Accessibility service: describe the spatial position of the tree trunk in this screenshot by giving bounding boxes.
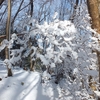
[6,0,11,59]
[30,60,35,71]
[87,0,100,33]
[29,39,34,71]
[87,1,100,99]
[7,68,13,76]
[29,0,34,71]
[98,0,100,17]
[6,0,13,76]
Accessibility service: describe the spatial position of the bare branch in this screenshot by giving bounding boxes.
[0,6,7,21]
[30,0,33,17]
[19,3,30,11]
[0,0,5,6]
[11,0,24,25]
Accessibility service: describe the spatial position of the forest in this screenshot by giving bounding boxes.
[0,0,100,100]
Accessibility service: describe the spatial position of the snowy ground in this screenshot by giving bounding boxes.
[0,65,73,100]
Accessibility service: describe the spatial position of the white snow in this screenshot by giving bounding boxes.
[0,66,72,100]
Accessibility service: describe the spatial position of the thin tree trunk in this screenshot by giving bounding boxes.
[6,0,12,76]
[29,39,34,71]
[30,0,34,71]
[6,0,11,59]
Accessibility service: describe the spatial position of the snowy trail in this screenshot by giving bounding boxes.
[0,68,52,100]
[17,72,41,100]
[0,68,70,100]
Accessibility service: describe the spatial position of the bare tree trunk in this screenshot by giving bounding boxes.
[6,0,11,59]
[29,39,34,71]
[87,0,100,83]
[87,0,100,33]
[6,0,12,76]
[96,51,100,100]
[87,1,100,99]
[30,0,34,71]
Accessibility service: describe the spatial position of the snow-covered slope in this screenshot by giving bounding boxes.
[0,67,40,100]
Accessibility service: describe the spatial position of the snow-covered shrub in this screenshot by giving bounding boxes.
[58,2,99,100]
[26,17,98,99]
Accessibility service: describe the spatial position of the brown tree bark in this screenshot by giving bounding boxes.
[6,0,12,76]
[6,0,11,59]
[98,0,100,15]
[87,0,100,33]
[87,1,100,99]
